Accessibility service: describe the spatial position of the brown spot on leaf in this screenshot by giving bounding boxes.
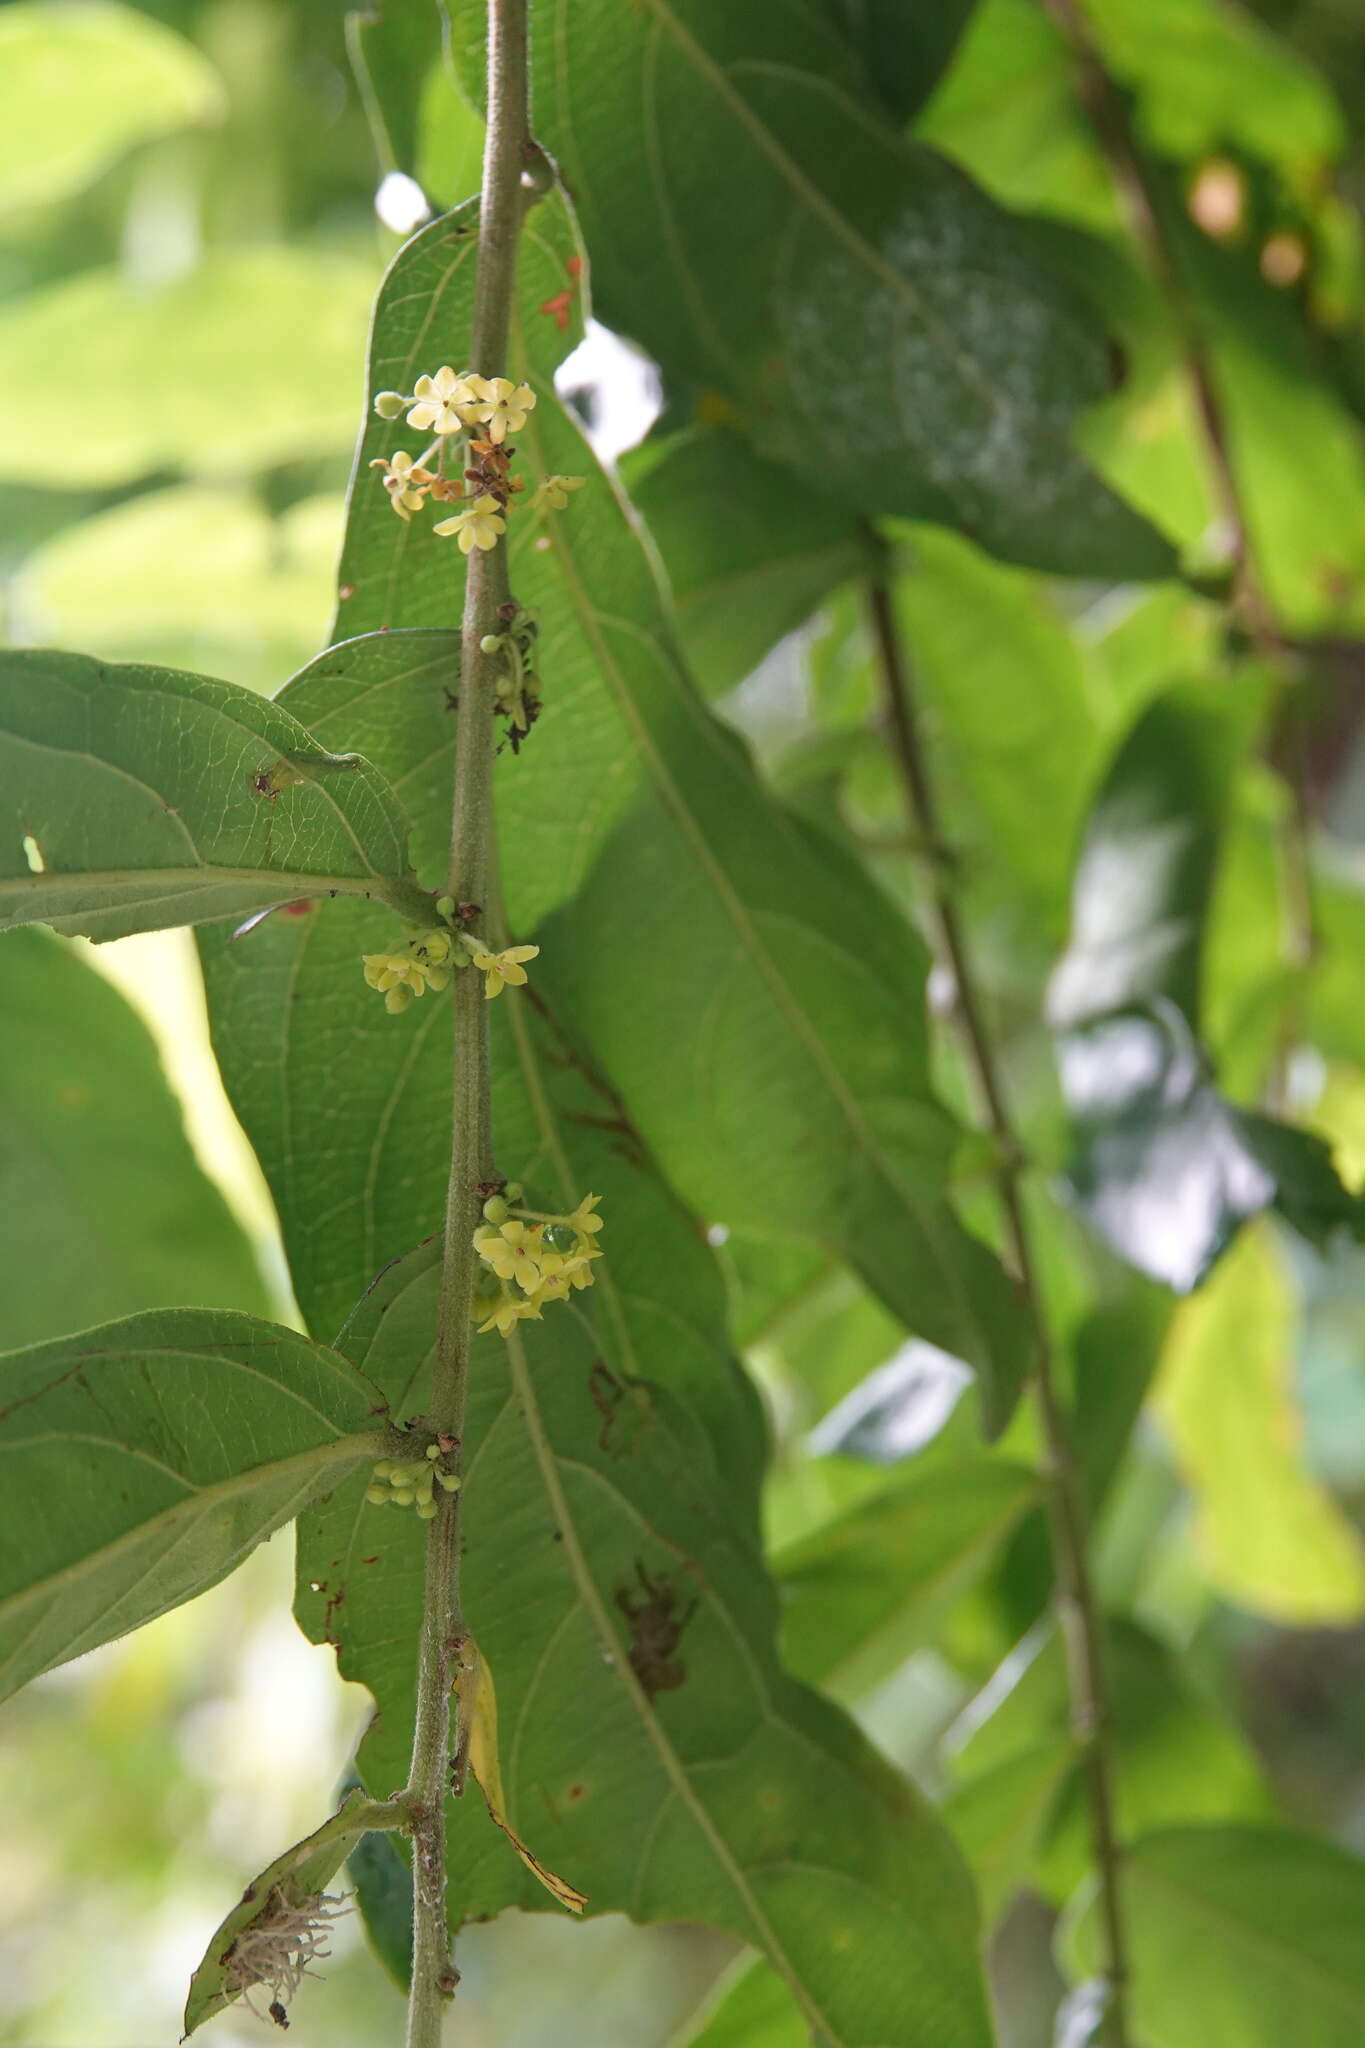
[615,1562,696,1701]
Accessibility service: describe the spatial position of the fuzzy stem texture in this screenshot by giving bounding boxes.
[403,6,532,2044]
[865,560,1134,2048]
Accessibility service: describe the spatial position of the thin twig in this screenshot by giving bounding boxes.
[402,6,532,2043]
[864,560,1133,2047]
[1037,0,1316,1104]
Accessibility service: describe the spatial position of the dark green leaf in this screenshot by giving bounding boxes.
[0,649,423,941]
[0,1309,388,1701]
[347,1825,414,1994]
[0,928,267,1349]
[836,0,980,122]
[1063,1824,1365,2048]
[298,1244,996,2048]
[448,0,1174,578]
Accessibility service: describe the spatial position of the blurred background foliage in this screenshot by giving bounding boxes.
[1,1,1364,2043]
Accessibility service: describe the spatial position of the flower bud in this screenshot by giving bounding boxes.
[482,1194,510,1225]
[416,1499,439,1520]
[373,390,406,419]
[503,1181,524,1205]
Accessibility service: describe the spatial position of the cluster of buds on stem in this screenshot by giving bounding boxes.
[369,367,582,556]
[472,1184,604,1335]
[366,1442,462,1519]
[481,602,542,750]
[362,897,539,1014]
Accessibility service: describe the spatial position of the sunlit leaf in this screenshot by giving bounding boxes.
[0,251,375,487]
[0,648,423,941]
[0,927,266,1349]
[16,487,343,690]
[775,1456,1040,1695]
[1063,1824,1365,2048]
[0,1309,388,1701]
[0,2,223,215]
[1155,1222,1365,1623]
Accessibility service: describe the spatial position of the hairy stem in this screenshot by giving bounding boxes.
[403,6,532,2043]
[865,561,1133,2046]
[1037,0,1314,1104]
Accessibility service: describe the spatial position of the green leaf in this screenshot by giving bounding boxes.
[346,1824,415,1994]
[298,1245,996,2048]
[1063,1824,1365,2048]
[184,1789,399,2033]
[835,0,980,122]
[447,0,1174,578]
[1049,682,1360,1287]
[0,1309,388,1702]
[312,194,1031,1433]
[1155,1222,1365,1624]
[0,648,422,941]
[685,1961,809,2047]
[0,928,266,1350]
[621,427,870,697]
[951,1620,1272,1902]
[0,2,223,215]
[1084,0,1345,175]
[17,486,343,690]
[942,1741,1074,1925]
[510,394,1028,1433]
[774,1456,1040,1695]
[347,0,443,178]
[0,250,375,488]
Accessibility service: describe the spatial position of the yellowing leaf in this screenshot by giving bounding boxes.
[1156,1223,1365,1623]
[455,1644,587,1915]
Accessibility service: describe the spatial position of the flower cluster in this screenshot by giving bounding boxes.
[362,910,539,1014]
[481,602,542,747]
[361,926,457,1014]
[472,1188,604,1336]
[365,1444,461,1519]
[369,366,583,554]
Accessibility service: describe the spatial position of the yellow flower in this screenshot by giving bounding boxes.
[531,474,584,512]
[406,365,478,435]
[568,1194,604,1240]
[363,951,426,998]
[473,1220,543,1288]
[433,494,506,554]
[463,375,536,445]
[469,942,539,999]
[369,450,433,520]
[478,1289,540,1337]
[523,1272,572,1311]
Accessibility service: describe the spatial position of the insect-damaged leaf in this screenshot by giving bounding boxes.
[447,0,1175,579]
[0,649,423,941]
[0,1309,388,1700]
[1049,683,1362,1287]
[183,1789,400,2035]
[295,1245,996,2048]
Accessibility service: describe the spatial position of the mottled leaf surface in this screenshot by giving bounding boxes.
[448,0,1174,578]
